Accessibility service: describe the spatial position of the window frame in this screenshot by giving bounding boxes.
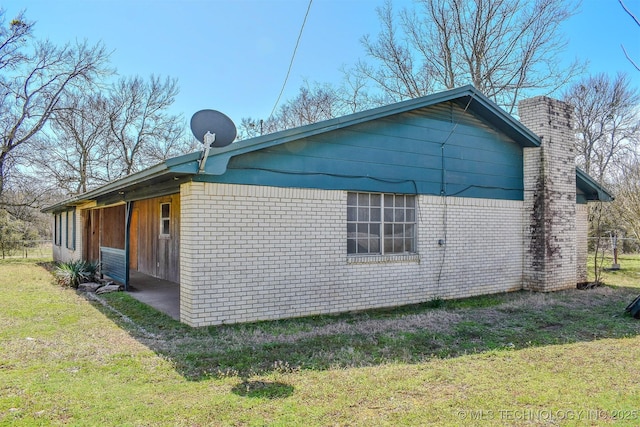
[347,192,416,256]
[65,208,76,250]
[54,213,62,247]
[160,202,171,237]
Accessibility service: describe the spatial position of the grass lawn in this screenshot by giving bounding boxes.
[2,255,640,426]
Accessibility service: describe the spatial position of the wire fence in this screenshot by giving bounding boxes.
[0,240,53,260]
[588,237,640,257]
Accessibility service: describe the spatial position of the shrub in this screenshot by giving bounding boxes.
[55,260,99,288]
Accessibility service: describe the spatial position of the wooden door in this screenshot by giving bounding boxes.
[83,211,91,261]
[83,210,101,263]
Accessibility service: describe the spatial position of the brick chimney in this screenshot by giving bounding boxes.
[519,96,577,291]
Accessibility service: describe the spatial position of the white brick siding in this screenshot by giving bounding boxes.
[576,203,589,283]
[520,96,578,291]
[180,182,524,326]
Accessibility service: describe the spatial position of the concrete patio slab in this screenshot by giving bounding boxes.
[126,270,180,320]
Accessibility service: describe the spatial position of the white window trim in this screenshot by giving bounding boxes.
[160,202,171,238]
[54,213,62,247]
[347,192,417,256]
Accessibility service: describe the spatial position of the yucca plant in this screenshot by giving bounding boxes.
[54,260,99,288]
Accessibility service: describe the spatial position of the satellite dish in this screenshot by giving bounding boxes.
[190,109,237,147]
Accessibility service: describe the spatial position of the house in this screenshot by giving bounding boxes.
[43,86,612,327]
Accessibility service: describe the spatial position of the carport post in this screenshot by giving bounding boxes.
[124,201,133,291]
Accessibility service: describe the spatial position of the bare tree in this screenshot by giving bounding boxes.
[336,66,381,114]
[0,10,33,72]
[40,75,193,190]
[563,73,640,182]
[0,171,49,217]
[106,75,184,177]
[34,93,111,194]
[0,9,111,202]
[277,85,338,129]
[348,0,582,113]
[238,84,340,138]
[237,117,264,140]
[355,2,433,102]
[142,133,200,166]
[609,155,640,242]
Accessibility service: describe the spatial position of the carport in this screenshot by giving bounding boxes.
[127,270,180,320]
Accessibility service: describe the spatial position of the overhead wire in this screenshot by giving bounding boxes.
[268,0,313,120]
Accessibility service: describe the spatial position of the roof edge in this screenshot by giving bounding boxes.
[41,161,174,213]
[576,168,614,202]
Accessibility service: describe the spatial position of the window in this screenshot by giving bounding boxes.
[65,209,76,250]
[54,213,62,246]
[347,192,416,255]
[160,203,170,236]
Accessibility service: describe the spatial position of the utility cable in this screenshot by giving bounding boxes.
[268,0,313,120]
[435,95,475,296]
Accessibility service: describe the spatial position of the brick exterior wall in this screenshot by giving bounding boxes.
[180,182,524,327]
[576,203,589,283]
[519,96,578,291]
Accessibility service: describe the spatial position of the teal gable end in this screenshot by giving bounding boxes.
[42,85,611,215]
[196,101,526,201]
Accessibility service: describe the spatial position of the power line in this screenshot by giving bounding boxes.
[268,0,313,120]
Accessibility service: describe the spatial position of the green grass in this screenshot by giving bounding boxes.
[589,253,640,288]
[2,255,640,426]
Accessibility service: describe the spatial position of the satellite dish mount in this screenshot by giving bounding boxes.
[203,131,216,146]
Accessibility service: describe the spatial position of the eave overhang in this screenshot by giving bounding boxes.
[41,158,197,213]
[576,168,614,202]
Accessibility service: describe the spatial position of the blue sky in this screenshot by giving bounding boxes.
[4,0,640,129]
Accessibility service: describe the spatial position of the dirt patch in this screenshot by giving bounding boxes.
[155,310,464,351]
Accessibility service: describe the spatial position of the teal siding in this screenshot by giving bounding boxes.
[200,102,524,200]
